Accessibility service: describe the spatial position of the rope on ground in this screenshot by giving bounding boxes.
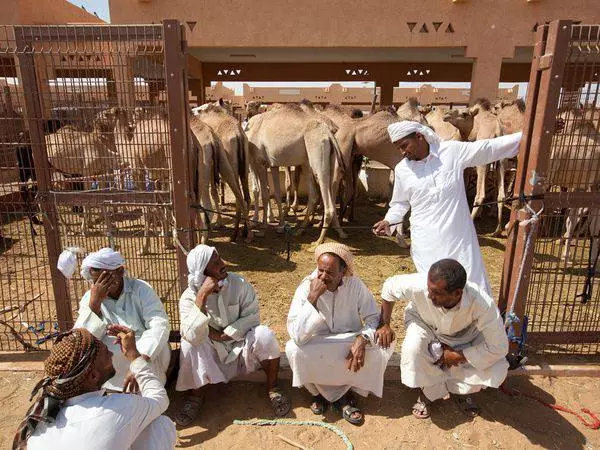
[232,418,354,450]
[500,385,600,430]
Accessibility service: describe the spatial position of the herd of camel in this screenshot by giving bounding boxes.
[5,92,599,262]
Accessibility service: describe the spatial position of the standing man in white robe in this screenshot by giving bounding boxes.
[73,248,171,392]
[14,326,176,450]
[373,122,522,293]
[377,259,508,419]
[286,243,394,425]
[174,244,290,426]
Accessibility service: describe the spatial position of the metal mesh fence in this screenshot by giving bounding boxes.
[0,24,182,350]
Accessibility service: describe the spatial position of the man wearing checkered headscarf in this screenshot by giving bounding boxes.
[14,328,176,450]
[285,243,394,425]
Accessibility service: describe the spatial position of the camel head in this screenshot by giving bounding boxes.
[245,100,264,119]
[443,107,475,140]
[93,107,119,133]
[112,107,136,140]
[397,97,428,125]
[418,104,433,116]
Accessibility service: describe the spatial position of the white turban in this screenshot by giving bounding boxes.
[187,244,217,291]
[387,121,441,149]
[80,247,126,281]
[57,247,84,279]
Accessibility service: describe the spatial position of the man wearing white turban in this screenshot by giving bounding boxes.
[286,243,394,425]
[174,244,290,426]
[373,121,522,294]
[74,247,171,392]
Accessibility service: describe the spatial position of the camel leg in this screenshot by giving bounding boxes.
[250,170,260,224]
[296,166,318,235]
[284,166,292,215]
[493,159,507,237]
[209,179,224,228]
[270,166,287,233]
[139,206,152,255]
[590,210,600,271]
[162,207,174,250]
[304,133,345,245]
[291,166,302,213]
[561,207,581,264]
[217,148,248,242]
[471,165,487,220]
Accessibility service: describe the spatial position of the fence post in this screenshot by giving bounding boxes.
[14,27,73,330]
[502,20,572,350]
[163,20,193,293]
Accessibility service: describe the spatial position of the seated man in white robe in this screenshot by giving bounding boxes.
[14,326,176,450]
[174,244,290,426]
[286,243,394,425]
[73,248,171,392]
[378,258,509,419]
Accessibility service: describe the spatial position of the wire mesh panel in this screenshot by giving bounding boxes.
[503,22,600,356]
[0,23,187,350]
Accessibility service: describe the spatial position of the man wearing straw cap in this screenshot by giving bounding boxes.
[286,243,394,425]
[373,121,522,294]
[13,326,175,450]
[69,247,171,393]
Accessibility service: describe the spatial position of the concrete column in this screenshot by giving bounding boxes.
[469,55,503,104]
[378,81,395,106]
[110,55,135,108]
[188,78,205,106]
[33,55,54,118]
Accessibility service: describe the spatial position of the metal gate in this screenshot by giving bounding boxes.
[500,20,600,355]
[0,21,192,350]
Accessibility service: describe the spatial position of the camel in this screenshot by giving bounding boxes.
[424,106,461,141]
[188,115,251,243]
[192,103,250,230]
[443,98,507,236]
[396,98,429,125]
[495,99,526,135]
[45,108,123,234]
[319,106,413,246]
[245,103,346,245]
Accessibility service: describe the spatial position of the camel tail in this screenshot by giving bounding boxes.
[238,134,251,206]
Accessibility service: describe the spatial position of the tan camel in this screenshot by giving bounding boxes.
[424,106,461,141]
[495,99,525,135]
[245,103,346,245]
[45,108,123,234]
[396,98,429,125]
[443,98,506,236]
[192,103,250,229]
[319,106,412,246]
[189,116,251,243]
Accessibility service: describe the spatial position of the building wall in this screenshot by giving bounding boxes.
[0,0,104,25]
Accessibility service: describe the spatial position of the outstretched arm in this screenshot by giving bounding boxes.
[456,132,522,169]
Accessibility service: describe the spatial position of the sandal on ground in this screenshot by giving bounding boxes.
[454,395,480,418]
[412,395,431,419]
[310,394,328,415]
[173,395,204,427]
[333,394,364,425]
[269,387,291,417]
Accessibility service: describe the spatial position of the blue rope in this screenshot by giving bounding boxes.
[233,418,353,450]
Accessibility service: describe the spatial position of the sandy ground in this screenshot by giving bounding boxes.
[0,369,599,450]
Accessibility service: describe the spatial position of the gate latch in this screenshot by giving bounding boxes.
[538,53,553,70]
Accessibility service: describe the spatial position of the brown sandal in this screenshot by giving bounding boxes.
[412,395,431,419]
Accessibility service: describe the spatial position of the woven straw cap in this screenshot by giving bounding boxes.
[314,242,355,275]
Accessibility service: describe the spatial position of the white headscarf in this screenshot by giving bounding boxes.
[80,247,126,281]
[57,247,84,279]
[187,244,217,291]
[387,121,441,149]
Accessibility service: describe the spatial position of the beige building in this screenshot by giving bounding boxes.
[110,0,599,105]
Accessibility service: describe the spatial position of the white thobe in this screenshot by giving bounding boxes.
[286,273,394,402]
[27,357,176,450]
[74,277,171,391]
[382,272,509,401]
[176,272,280,391]
[384,132,522,294]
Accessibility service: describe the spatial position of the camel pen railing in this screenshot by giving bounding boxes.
[500,20,600,357]
[0,22,192,350]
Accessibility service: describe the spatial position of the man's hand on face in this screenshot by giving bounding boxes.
[208,326,232,342]
[440,343,466,369]
[372,220,391,237]
[196,276,221,310]
[375,323,395,349]
[89,270,115,313]
[345,335,367,373]
[107,324,140,362]
[307,277,328,305]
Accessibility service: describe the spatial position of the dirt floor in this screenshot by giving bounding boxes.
[1,199,600,449]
